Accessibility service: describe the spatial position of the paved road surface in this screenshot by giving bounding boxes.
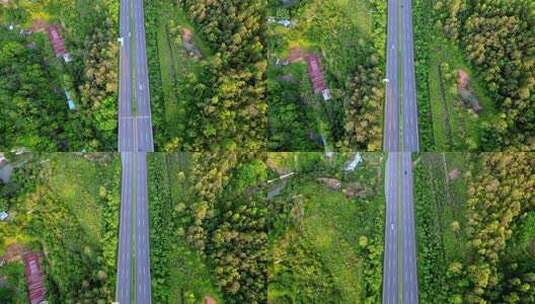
[116,0,153,302]
[383,0,400,152]
[383,152,419,304]
[402,0,419,152]
[383,0,420,303]
[118,0,133,152]
[402,152,418,304]
[118,0,154,152]
[383,153,399,304]
[133,0,154,152]
[135,153,151,303]
[116,153,133,303]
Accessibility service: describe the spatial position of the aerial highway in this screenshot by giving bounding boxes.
[401,152,419,304]
[116,0,154,303]
[383,0,420,303]
[116,153,132,303]
[133,0,154,151]
[383,0,400,152]
[383,152,399,304]
[402,0,420,152]
[135,152,151,303]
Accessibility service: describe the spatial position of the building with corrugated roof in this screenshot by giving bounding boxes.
[23,252,47,304]
[47,25,71,62]
[305,54,331,101]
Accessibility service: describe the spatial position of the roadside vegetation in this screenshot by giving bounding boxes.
[149,152,269,303]
[267,0,386,151]
[145,0,267,152]
[415,152,535,303]
[267,152,384,303]
[414,0,534,151]
[0,0,119,151]
[0,153,120,303]
[148,152,386,304]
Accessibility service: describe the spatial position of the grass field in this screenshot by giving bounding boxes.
[45,154,116,242]
[268,153,384,303]
[0,262,27,303]
[427,39,496,151]
[152,1,213,145]
[414,153,470,302]
[148,153,223,303]
[0,153,120,302]
[414,0,497,151]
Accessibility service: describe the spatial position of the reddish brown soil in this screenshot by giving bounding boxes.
[1,244,25,263]
[182,28,193,44]
[287,47,306,63]
[458,69,469,91]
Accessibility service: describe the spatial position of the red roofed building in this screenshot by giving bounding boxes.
[23,252,47,304]
[305,54,331,101]
[47,25,71,62]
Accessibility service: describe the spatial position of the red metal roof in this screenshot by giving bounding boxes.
[305,54,327,94]
[47,25,66,57]
[23,252,47,304]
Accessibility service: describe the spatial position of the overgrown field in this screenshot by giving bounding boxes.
[145,0,267,152]
[0,153,120,303]
[0,0,119,151]
[414,0,534,151]
[415,153,535,303]
[267,0,386,151]
[267,153,385,303]
[148,152,269,303]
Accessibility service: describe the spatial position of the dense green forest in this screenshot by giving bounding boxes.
[0,0,118,151]
[145,0,267,152]
[149,152,269,303]
[0,153,120,303]
[415,152,535,303]
[267,0,385,151]
[267,153,385,303]
[415,0,534,151]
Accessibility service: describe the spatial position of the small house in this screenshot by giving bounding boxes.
[305,54,331,101]
[23,252,47,304]
[64,89,76,110]
[0,211,8,221]
[47,25,71,63]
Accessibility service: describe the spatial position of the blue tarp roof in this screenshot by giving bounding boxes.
[64,89,76,110]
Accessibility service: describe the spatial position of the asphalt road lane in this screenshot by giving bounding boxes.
[383,0,400,152]
[117,0,153,302]
[118,0,133,152]
[382,0,420,299]
[383,152,419,304]
[118,0,154,153]
[135,153,151,304]
[133,0,154,152]
[402,152,418,304]
[402,0,419,152]
[116,153,132,304]
[137,117,153,152]
[383,153,399,304]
